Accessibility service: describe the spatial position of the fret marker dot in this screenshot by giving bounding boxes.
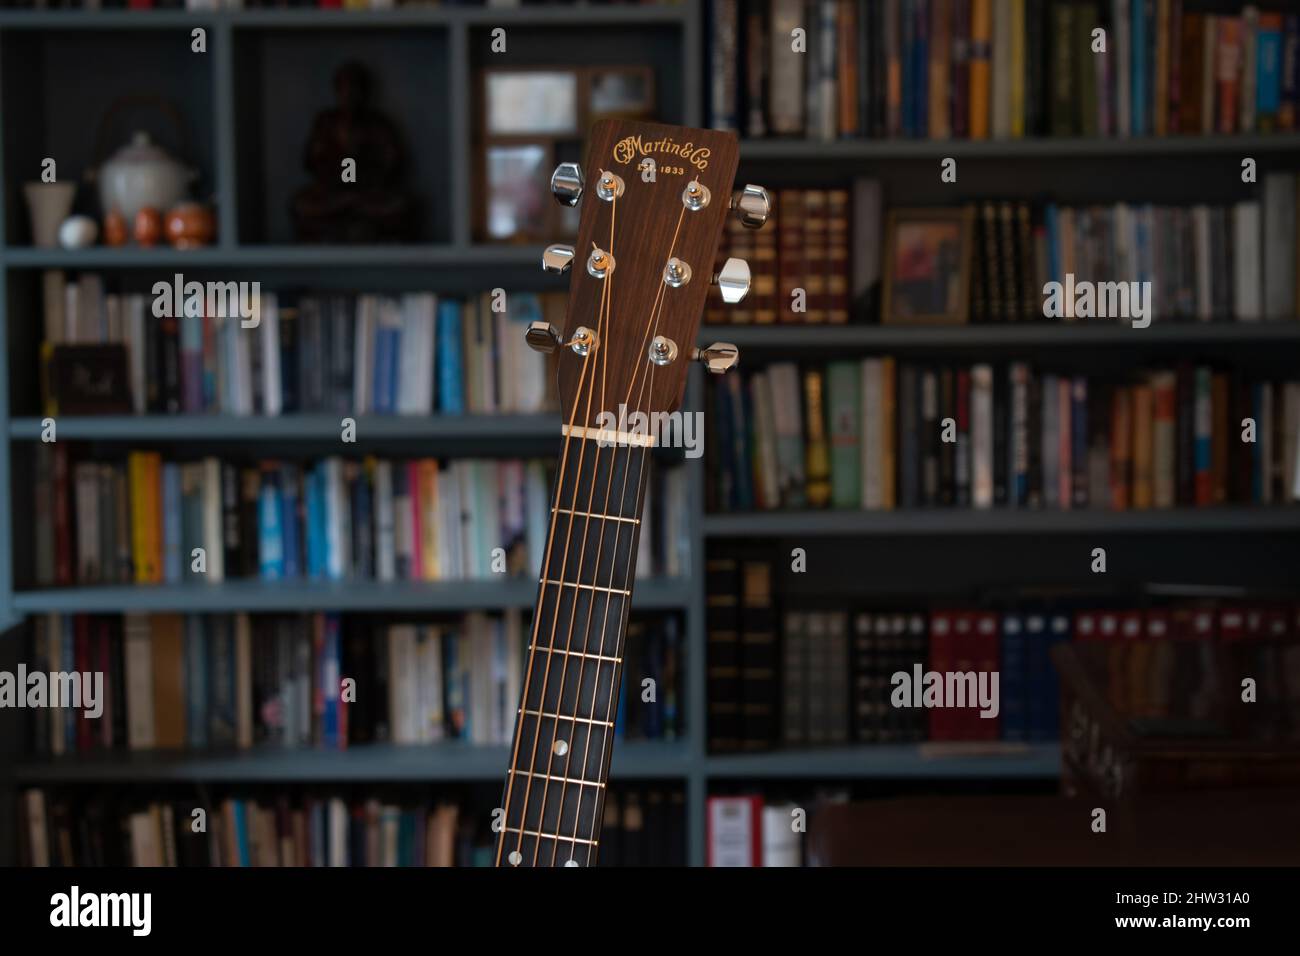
[508,851,522,867]
[553,739,569,756]
[564,859,579,867]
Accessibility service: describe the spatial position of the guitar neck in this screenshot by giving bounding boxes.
[496,436,653,867]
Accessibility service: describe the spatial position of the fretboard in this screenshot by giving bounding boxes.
[496,437,652,867]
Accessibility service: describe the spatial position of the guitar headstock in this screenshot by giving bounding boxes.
[526,119,769,438]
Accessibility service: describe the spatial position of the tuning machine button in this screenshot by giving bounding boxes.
[551,162,584,207]
[542,243,576,274]
[525,321,562,354]
[587,246,615,279]
[682,178,711,211]
[730,184,771,229]
[710,257,751,304]
[693,342,740,375]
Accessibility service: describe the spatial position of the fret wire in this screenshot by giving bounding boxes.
[508,768,604,789]
[518,708,615,728]
[502,825,598,847]
[539,578,631,597]
[552,506,640,525]
[530,645,622,664]
[529,195,620,868]
[496,328,598,868]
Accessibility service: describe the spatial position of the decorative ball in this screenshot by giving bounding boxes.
[164,202,216,249]
[56,214,99,250]
[103,209,129,247]
[134,206,163,247]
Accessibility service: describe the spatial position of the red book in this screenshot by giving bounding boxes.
[319,0,344,8]
[128,0,154,9]
[1074,611,1100,642]
[1219,607,1246,642]
[1215,17,1242,134]
[1097,611,1120,642]
[1145,610,1171,641]
[1192,608,1216,642]
[706,795,764,867]
[1263,607,1290,640]
[1119,611,1143,642]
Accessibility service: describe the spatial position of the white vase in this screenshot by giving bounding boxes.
[23,182,77,248]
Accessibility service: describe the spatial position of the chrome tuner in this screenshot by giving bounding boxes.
[730,184,771,229]
[542,243,576,274]
[663,257,692,288]
[692,342,740,375]
[524,321,562,354]
[595,170,625,201]
[682,178,711,211]
[648,335,679,366]
[587,246,615,279]
[710,257,751,304]
[551,162,584,207]
[569,326,598,357]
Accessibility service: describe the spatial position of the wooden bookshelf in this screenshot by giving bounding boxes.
[1,2,1297,869]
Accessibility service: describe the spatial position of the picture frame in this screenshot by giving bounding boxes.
[484,142,553,241]
[484,70,579,137]
[881,207,973,325]
[588,67,655,120]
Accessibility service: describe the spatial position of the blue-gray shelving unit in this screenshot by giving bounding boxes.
[2,4,1300,869]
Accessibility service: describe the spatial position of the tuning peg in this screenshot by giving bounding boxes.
[693,342,740,375]
[551,162,584,207]
[542,243,576,274]
[525,320,563,354]
[730,184,771,229]
[711,257,751,304]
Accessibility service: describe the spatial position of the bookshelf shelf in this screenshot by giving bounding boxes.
[8,413,562,442]
[740,133,1300,163]
[11,576,693,614]
[702,507,1300,538]
[706,743,1061,779]
[12,739,693,784]
[0,5,691,31]
[700,322,1300,350]
[0,244,553,270]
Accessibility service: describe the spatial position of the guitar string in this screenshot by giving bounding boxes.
[547,221,677,865]
[529,195,619,866]
[493,260,606,867]
[572,202,689,864]
[508,260,613,866]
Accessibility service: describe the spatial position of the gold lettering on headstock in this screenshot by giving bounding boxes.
[612,134,710,171]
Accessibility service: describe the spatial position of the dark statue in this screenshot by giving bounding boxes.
[291,61,418,242]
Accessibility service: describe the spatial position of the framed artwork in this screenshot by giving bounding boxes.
[881,207,973,325]
[476,65,658,242]
[485,143,552,240]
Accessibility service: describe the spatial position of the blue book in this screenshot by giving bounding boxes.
[1042,614,1072,739]
[258,470,285,580]
[322,614,340,748]
[1194,368,1211,485]
[436,300,464,413]
[232,799,250,867]
[208,616,235,748]
[185,615,209,749]
[384,323,401,413]
[1043,204,1061,283]
[305,466,325,580]
[1257,16,1284,119]
[1131,0,1147,135]
[280,464,301,579]
[372,321,392,414]
[162,463,182,583]
[1024,613,1050,740]
[1000,613,1028,741]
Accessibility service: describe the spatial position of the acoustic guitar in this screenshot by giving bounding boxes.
[495,119,769,867]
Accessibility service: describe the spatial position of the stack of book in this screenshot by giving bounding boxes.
[707,556,1300,753]
[707,359,1300,513]
[17,784,685,868]
[25,610,686,756]
[33,448,691,586]
[711,1,1300,141]
[704,187,851,326]
[39,276,561,416]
